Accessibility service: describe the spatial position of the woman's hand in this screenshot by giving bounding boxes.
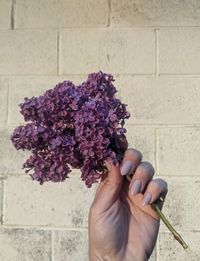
[88,148,168,261]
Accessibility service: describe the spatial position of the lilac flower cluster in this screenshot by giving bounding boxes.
[11,71,131,187]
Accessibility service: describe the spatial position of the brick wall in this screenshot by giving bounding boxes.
[0,1,200,260]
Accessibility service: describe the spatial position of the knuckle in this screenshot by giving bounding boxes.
[139,161,155,175]
[153,178,168,191]
[125,148,143,161]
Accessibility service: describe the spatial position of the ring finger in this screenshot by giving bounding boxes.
[142,178,168,210]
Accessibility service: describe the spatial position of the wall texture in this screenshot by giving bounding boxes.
[0,0,200,260]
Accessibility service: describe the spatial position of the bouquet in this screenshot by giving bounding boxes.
[11,70,189,250]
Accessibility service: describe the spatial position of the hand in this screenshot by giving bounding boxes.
[88,148,168,261]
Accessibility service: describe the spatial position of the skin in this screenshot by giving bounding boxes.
[88,148,168,261]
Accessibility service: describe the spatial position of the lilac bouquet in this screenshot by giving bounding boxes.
[11,71,130,188]
[11,70,189,251]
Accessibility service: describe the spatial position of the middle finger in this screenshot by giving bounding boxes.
[129,161,155,196]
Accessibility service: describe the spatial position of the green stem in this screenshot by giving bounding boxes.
[125,174,189,250]
[151,202,189,250]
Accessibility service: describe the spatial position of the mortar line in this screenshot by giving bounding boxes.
[107,0,111,27]
[125,124,200,127]
[154,29,157,76]
[159,73,200,76]
[2,224,88,230]
[126,124,200,127]
[2,179,6,226]
[155,29,159,76]
[2,73,200,77]
[0,179,4,225]
[6,78,9,126]
[153,175,200,178]
[154,127,158,175]
[7,26,200,30]
[155,128,159,177]
[0,73,154,77]
[51,230,55,261]
[57,31,60,75]
[11,0,16,30]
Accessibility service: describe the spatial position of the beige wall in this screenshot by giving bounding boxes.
[0,1,200,260]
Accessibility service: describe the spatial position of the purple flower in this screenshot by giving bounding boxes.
[11,71,131,187]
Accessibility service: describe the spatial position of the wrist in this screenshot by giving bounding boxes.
[123,252,148,261]
[89,256,148,261]
[89,252,148,261]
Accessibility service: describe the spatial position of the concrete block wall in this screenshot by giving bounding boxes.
[0,1,200,260]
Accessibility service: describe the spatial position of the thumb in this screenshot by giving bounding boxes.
[92,160,123,213]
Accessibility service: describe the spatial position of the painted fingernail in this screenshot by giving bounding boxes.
[120,160,134,176]
[130,180,142,196]
[142,192,152,206]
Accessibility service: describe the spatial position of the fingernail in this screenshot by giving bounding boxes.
[130,180,142,196]
[120,160,134,176]
[142,192,152,206]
